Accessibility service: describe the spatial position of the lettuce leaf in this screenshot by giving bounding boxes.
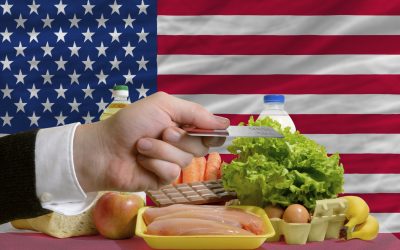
[222,116,344,210]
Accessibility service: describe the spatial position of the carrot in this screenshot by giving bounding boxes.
[196,157,207,181]
[205,152,222,181]
[173,170,182,185]
[218,161,227,179]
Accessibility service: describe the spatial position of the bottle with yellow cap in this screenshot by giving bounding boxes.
[100,85,130,121]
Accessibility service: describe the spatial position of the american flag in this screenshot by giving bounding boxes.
[1,0,400,239]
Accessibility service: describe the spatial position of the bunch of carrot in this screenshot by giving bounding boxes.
[173,152,223,184]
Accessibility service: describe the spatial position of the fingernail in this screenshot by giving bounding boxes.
[165,128,181,142]
[214,115,230,125]
[138,139,152,151]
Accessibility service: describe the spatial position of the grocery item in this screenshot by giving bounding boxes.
[282,204,310,223]
[182,157,206,183]
[257,94,296,133]
[347,215,379,240]
[146,179,237,207]
[342,196,370,232]
[99,85,130,121]
[264,205,284,219]
[205,152,222,181]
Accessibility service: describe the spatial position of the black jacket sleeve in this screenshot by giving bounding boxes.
[0,130,51,224]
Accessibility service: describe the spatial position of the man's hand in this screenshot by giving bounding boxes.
[73,92,229,192]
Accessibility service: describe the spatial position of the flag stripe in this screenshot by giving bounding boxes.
[159,0,400,16]
[158,55,400,75]
[159,35,400,55]
[158,16,400,35]
[344,174,400,193]
[173,94,400,115]
[371,213,400,233]
[158,75,400,94]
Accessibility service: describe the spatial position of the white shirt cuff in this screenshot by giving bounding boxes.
[35,123,97,216]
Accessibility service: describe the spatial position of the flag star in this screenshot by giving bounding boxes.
[1,0,12,15]
[14,70,26,84]
[109,0,121,14]
[82,112,94,124]
[137,0,149,15]
[82,0,94,15]
[14,42,26,56]
[137,56,149,71]
[54,27,67,42]
[69,70,80,84]
[82,27,94,42]
[28,0,40,14]
[96,98,108,112]
[109,28,121,42]
[55,112,67,125]
[109,56,121,70]
[1,84,13,99]
[42,70,53,84]
[55,56,67,70]
[123,14,135,28]
[42,14,54,28]
[96,42,108,57]
[82,84,94,99]
[136,28,149,43]
[15,98,27,113]
[28,112,40,126]
[55,84,67,99]
[96,70,108,84]
[69,98,81,112]
[41,98,54,112]
[136,83,149,99]
[123,70,135,84]
[1,28,12,42]
[28,28,40,42]
[1,55,12,70]
[41,42,54,57]
[28,84,40,99]
[28,56,40,71]
[123,42,135,57]
[14,14,27,29]
[69,14,81,28]
[96,14,108,28]
[54,0,67,14]
[1,112,13,126]
[82,56,94,71]
[69,42,81,57]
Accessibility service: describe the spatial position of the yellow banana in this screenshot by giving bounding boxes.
[343,196,370,230]
[348,215,379,240]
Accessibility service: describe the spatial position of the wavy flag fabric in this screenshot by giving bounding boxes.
[1,0,400,238]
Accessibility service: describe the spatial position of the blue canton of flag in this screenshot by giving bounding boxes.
[0,0,157,134]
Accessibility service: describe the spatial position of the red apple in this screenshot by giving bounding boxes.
[93,192,144,239]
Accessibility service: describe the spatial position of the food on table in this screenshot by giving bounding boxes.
[264,204,284,219]
[222,116,344,211]
[182,157,206,183]
[143,204,267,235]
[205,152,222,181]
[346,215,379,240]
[342,196,370,230]
[93,192,144,239]
[146,218,254,236]
[282,204,310,223]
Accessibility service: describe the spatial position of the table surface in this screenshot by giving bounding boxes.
[0,232,399,250]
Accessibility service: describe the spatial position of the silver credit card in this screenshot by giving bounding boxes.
[183,126,283,138]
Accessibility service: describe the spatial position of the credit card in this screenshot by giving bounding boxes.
[183,126,283,138]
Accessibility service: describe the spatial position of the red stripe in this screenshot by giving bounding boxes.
[158,75,400,94]
[159,35,400,55]
[213,114,400,134]
[220,154,400,174]
[159,0,400,15]
[341,193,400,213]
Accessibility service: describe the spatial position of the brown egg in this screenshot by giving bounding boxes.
[264,205,284,219]
[282,204,310,223]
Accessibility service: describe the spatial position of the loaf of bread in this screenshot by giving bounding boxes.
[11,207,98,238]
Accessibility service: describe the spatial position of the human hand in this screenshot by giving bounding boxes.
[73,92,229,192]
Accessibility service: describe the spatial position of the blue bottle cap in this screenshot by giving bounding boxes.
[264,94,285,103]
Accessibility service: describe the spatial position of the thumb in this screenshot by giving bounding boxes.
[153,92,230,129]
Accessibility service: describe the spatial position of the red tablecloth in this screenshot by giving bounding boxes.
[0,233,399,250]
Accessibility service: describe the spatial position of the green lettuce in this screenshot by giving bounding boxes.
[222,116,344,211]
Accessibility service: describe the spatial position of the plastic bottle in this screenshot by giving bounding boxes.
[99,85,130,121]
[257,94,296,133]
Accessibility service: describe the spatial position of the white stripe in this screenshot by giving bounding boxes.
[174,94,400,115]
[212,134,400,154]
[158,15,400,35]
[0,134,7,137]
[158,55,400,75]
[344,174,400,193]
[372,213,400,233]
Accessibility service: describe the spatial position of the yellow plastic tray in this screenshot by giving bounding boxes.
[135,205,275,250]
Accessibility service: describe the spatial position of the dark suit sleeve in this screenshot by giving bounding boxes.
[0,130,51,224]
